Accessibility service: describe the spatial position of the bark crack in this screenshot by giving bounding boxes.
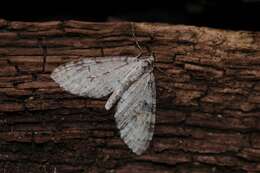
[37,38,47,72]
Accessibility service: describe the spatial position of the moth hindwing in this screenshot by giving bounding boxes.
[51,56,156,155]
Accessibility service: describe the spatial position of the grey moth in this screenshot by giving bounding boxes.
[51,55,156,155]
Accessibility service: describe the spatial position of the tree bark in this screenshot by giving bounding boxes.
[0,19,260,173]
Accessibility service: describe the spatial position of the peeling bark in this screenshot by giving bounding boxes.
[0,19,260,173]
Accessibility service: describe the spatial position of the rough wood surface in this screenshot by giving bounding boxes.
[0,18,260,173]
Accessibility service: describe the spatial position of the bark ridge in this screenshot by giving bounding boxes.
[0,19,260,172]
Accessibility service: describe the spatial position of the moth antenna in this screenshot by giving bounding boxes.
[131,22,156,60]
[132,26,170,81]
[131,22,143,57]
[135,52,143,59]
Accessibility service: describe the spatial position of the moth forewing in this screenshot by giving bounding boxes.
[50,57,139,98]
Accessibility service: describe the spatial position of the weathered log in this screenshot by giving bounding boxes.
[0,18,260,172]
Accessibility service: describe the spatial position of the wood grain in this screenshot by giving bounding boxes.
[0,19,260,172]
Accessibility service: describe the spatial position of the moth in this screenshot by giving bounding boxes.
[51,55,156,155]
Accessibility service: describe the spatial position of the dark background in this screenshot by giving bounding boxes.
[1,0,260,31]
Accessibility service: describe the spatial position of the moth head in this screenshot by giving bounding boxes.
[140,58,154,72]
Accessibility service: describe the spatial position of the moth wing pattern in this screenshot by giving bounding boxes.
[114,72,156,155]
[51,57,138,98]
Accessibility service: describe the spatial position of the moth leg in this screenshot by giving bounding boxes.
[154,66,175,83]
